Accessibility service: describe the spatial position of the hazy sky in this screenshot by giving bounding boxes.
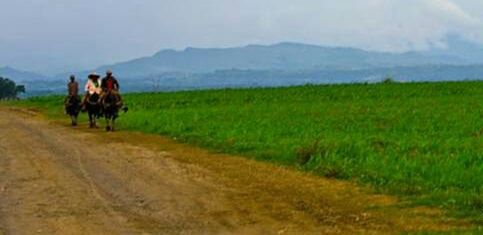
[1,0,483,75]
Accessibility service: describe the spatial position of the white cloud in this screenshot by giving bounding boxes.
[423,0,483,44]
[236,0,483,52]
[429,0,475,21]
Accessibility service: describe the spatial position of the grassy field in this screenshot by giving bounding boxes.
[11,81,483,221]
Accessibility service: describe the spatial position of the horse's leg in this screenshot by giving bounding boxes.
[73,113,78,126]
[109,117,113,131]
[89,113,94,128]
[105,116,111,131]
[93,114,98,128]
[111,117,116,132]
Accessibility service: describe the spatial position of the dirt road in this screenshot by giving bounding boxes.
[0,107,470,234]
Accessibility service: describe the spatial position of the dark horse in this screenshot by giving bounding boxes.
[85,93,102,128]
[65,95,81,126]
[101,91,126,132]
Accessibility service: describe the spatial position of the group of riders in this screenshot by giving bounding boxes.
[64,70,124,130]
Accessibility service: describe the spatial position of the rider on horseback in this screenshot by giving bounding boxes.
[100,70,124,132]
[65,75,80,113]
[82,72,102,110]
[100,70,122,104]
[68,75,79,96]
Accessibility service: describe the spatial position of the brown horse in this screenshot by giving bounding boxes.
[101,91,126,132]
[65,95,81,126]
[85,93,102,128]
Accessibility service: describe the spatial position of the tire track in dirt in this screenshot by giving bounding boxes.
[13,119,128,228]
[0,117,130,234]
[7,117,186,234]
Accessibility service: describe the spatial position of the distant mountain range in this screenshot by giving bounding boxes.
[92,42,466,79]
[0,66,47,82]
[87,35,483,78]
[2,36,483,96]
[5,36,483,81]
[116,65,483,92]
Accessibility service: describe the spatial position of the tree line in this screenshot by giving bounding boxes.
[0,77,25,100]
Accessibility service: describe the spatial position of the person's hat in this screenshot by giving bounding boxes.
[106,69,113,75]
[70,74,75,79]
[88,72,100,79]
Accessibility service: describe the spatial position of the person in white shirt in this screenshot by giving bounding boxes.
[81,72,102,110]
[85,73,101,95]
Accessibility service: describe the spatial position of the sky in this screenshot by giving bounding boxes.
[1,0,483,75]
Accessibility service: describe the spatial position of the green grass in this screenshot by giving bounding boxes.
[9,81,483,221]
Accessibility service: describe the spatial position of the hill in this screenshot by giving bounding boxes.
[422,35,483,64]
[28,64,483,97]
[94,42,468,78]
[0,66,47,82]
[134,65,483,91]
[13,39,483,96]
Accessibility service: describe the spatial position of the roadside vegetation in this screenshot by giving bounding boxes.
[10,81,483,222]
[0,77,25,100]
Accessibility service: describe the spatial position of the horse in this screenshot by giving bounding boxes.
[101,91,126,132]
[65,95,81,126]
[85,93,102,128]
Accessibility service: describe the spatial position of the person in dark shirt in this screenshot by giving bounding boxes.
[100,70,122,104]
[101,70,119,92]
[65,75,80,113]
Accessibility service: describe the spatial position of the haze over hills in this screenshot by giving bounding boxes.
[0,66,47,82]
[6,35,483,80]
[93,42,470,78]
[2,37,483,96]
[85,35,483,78]
[421,35,483,64]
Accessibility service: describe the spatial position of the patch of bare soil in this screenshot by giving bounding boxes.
[0,107,472,234]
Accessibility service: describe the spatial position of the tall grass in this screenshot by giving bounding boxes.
[13,81,483,220]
